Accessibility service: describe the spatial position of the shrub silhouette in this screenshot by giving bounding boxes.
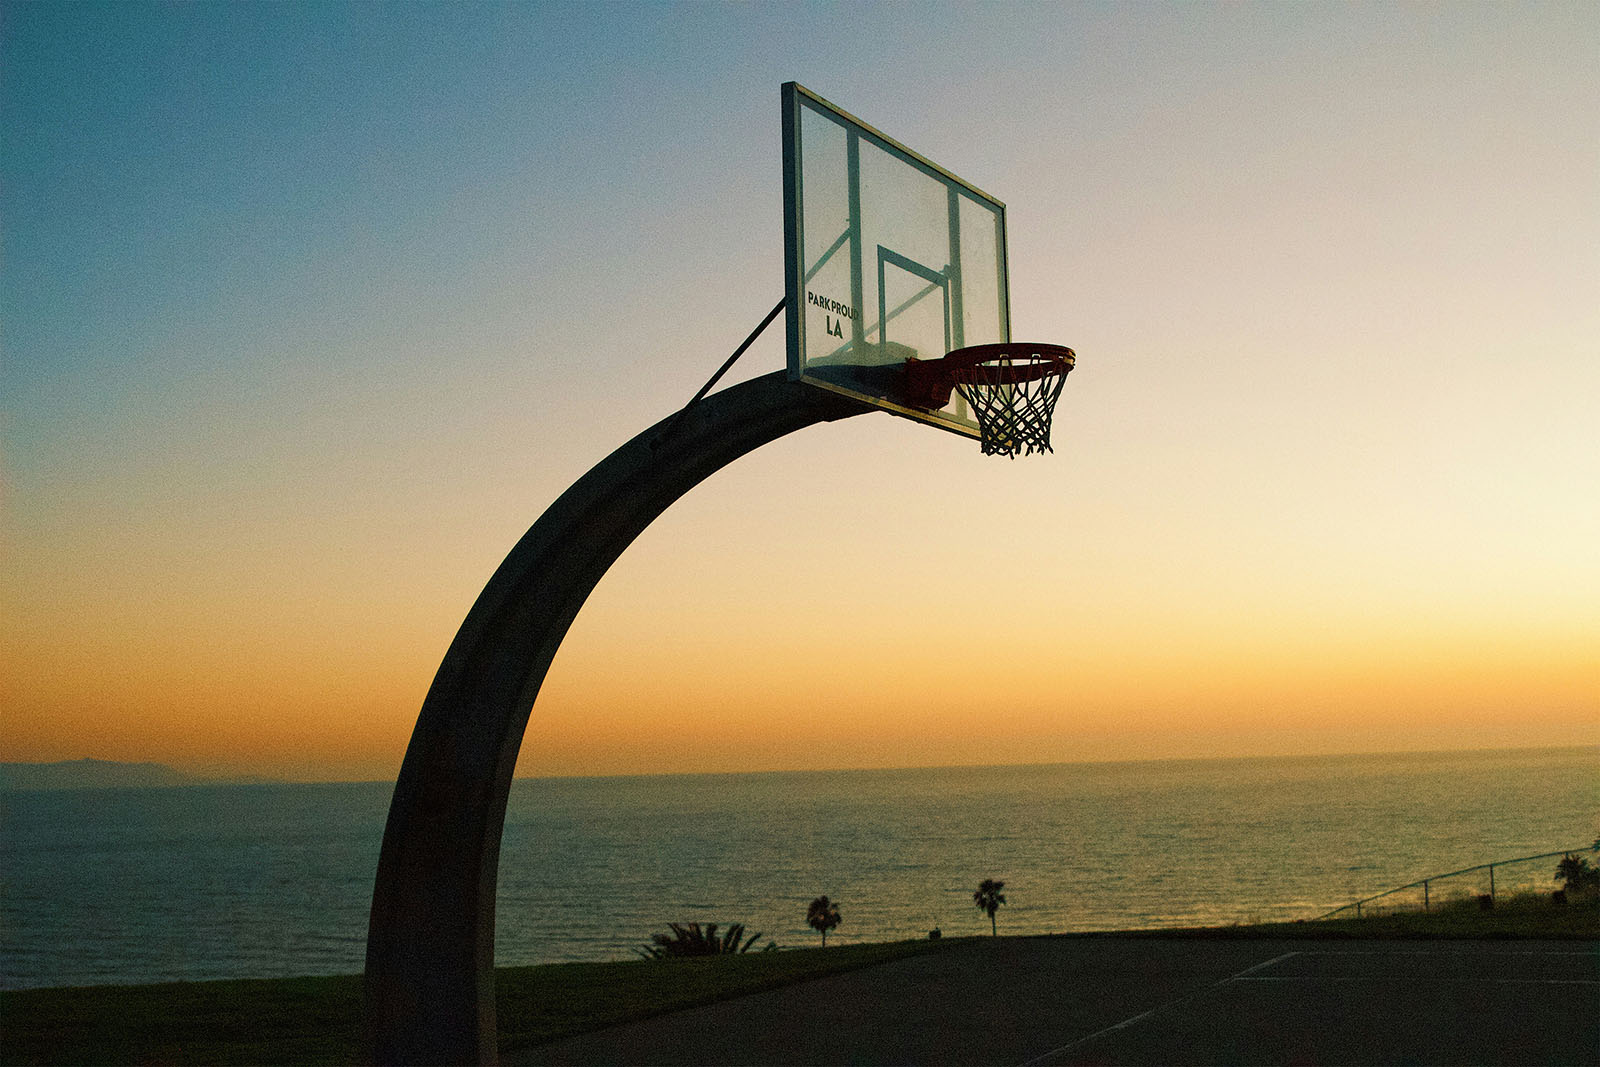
[636,922,771,958]
[974,878,1006,936]
[807,895,842,946]
[1554,853,1599,897]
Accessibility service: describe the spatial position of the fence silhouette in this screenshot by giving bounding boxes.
[1316,844,1599,920]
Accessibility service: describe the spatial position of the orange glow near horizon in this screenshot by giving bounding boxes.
[5,363,1596,779]
[5,542,1594,780]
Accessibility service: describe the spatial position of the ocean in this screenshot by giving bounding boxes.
[1,746,1594,990]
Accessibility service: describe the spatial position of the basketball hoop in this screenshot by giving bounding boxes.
[903,343,1076,457]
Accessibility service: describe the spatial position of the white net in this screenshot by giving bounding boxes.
[953,355,1072,457]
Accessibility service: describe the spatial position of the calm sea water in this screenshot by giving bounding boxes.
[2,746,1594,990]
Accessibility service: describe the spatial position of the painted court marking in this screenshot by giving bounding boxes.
[1017,952,1301,1066]
[1017,947,1598,1067]
[1249,949,1595,956]
[1236,976,1597,984]
[1236,946,1598,985]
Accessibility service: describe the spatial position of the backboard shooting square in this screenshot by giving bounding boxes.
[783,83,1011,439]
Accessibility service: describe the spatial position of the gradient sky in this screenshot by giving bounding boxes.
[3,2,1596,781]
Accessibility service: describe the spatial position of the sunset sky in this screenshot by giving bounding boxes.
[4,2,1596,781]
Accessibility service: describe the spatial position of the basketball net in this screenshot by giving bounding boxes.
[947,346,1075,457]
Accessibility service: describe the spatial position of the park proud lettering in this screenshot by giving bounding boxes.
[807,290,855,338]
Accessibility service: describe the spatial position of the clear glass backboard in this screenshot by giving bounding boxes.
[783,82,1011,439]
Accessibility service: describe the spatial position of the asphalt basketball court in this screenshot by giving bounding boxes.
[513,936,1599,1066]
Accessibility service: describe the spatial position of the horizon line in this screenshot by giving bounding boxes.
[6,740,1592,788]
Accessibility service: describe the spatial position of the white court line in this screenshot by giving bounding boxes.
[1018,948,1597,1066]
[1293,950,1597,956]
[1235,976,1598,985]
[1017,952,1301,1067]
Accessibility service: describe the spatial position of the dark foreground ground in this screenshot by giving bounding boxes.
[512,936,1599,1066]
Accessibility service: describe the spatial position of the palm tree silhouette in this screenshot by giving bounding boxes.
[807,895,842,946]
[974,878,1006,936]
[636,922,770,958]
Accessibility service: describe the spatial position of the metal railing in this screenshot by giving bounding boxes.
[1316,843,1600,921]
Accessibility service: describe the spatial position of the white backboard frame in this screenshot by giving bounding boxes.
[782,82,1012,439]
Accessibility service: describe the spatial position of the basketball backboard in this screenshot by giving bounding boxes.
[783,82,1011,439]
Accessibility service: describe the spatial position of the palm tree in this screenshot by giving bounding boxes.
[974,878,1006,936]
[807,895,841,946]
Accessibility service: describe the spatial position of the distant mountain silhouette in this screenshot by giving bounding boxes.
[0,758,202,791]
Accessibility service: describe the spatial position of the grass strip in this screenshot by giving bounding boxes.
[0,939,951,1066]
[1247,894,1600,940]
[1098,893,1599,942]
[0,973,364,1066]
[1103,909,1600,940]
[4,904,1593,1067]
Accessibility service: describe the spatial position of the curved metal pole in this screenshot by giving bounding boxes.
[364,371,871,1064]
